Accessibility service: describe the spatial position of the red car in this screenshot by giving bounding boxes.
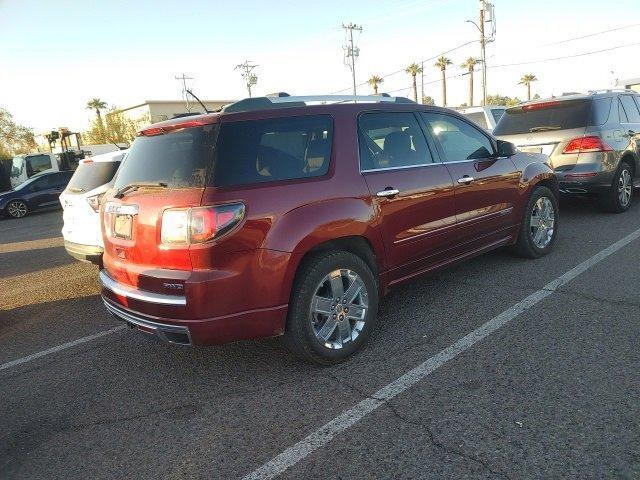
[99,94,558,364]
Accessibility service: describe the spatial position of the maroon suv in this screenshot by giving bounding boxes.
[99,94,559,364]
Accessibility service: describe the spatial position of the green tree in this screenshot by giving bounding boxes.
[519,74,538,101]
[368,75,384,94]
[83,108,147,145]
[461,57,480,107]
[0,107,36,159]
[422,95,435,106]
[486,94,521,107]
[86,98,107,123]
[405,63,423,103]
[434,56,453,107]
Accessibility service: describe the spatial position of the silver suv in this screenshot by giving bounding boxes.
[494,90,640,212]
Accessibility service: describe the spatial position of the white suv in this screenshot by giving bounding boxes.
[60,149,127,264]
[457,105,506,133]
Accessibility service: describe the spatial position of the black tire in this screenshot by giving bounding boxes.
[513,186,558,259]
[5,200,28,219]
[282,250,379,365]
[599,161,633,213]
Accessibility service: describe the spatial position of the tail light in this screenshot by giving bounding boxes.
[161,203,245,245]
[87,193,104,212]
[563,136,613,154]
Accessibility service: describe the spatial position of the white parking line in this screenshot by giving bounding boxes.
[0,326,125,372]
[243,227,640,480]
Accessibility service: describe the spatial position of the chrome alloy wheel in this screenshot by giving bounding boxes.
[618,168,632,208]
[7,200,27,218]
[530,196,555,249]
[309,269,368,349]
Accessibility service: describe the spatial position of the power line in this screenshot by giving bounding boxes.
[539,23,640,47]
[328,39,478,94]
[488,41,640,69]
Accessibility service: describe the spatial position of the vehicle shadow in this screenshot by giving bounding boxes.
[0,246,74,278]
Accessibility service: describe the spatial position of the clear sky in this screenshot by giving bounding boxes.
[1,0,639,133]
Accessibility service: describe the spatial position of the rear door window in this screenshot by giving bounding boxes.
[358,112,434,171]
[619,95,640,122]
[493,99,592,135]
[212,115,332,187]
[421,113,495,162]
[68,161,120,193]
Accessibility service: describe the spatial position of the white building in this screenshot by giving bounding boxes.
[617,77,640,93]
[108,99,235,127]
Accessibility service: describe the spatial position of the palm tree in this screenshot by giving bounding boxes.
[405,63,423,103]
[86,98,108,123]
[519,74,538,101]
[368,75,384,95]
[434,56,453,107]
[461,57,480,107]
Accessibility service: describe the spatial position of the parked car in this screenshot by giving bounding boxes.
[0,171,74,218]
[457,105,506,133]
[99,94,558,364]
[10,153,60,189]
[60,149,127,264]
[494,90,640,212]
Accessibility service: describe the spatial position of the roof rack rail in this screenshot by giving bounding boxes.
[222,94,416,113]
[588,88,638,95]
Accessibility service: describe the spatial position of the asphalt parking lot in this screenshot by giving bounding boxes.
[1,195,639,480]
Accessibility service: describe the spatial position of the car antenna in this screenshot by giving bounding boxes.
[185,89,210,114]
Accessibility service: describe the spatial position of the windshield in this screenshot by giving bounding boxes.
[11,157,24,178]
[67,161,121,193]
[112,125,216,190]
[494,99,592,135]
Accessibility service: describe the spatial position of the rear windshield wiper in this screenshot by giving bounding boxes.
[114,181,168,199]
[529,126,562,132]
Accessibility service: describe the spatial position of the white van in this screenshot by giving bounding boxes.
[60,149,127,264]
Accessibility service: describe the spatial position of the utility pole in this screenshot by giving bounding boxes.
[342,23,362,95]
[467,1,495,106]
[420,61,425,104]
[175,73,194,111]
[479,2,486,106]
[234,60,258,98]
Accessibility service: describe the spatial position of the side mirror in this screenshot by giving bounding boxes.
[496,139,517,157]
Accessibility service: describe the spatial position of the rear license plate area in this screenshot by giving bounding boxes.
[114,214,133,239]
[520,146,542,154]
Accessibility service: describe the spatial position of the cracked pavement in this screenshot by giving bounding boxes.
[1,194,640,479]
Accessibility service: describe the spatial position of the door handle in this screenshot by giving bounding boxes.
[376,188,400,198]
[457,176,475,184]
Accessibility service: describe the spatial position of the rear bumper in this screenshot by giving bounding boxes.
[556,170,614,194]
[64,241,103,264]
[100,270,288,345]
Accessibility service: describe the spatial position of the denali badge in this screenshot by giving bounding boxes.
[164,283,184,291]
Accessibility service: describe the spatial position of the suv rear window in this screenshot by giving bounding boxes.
[113,125,216,190]
[212,115,332,187]
[68,161,121,193]
[494,99,593,135]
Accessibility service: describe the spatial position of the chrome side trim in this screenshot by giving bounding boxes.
[103,299,192,346]
[99,269,187,306]
[361,162,438,173]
